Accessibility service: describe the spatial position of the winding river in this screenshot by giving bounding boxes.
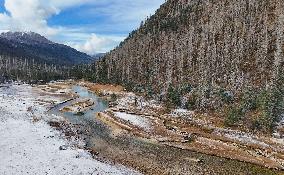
[48,85,280,175]
[49,85,108,124]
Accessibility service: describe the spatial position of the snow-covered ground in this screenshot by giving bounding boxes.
[170,108,194,119]
[116,92,162,112]
[113,112,151,130]
[0,84,140,175]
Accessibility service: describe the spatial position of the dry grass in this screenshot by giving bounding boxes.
[83,82,125,94]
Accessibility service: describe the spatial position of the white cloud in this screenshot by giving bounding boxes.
[71,34,124,55]
[0,0,96,37]
[0,0,59,36]
[0,0,164,55]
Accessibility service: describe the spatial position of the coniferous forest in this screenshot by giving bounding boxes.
[96,0,284,132]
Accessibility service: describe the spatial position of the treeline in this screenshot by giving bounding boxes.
[0,55,96,83]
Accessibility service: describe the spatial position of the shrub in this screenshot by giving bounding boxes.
[167,84,181,107]
[145,86,154,98]
[185,94,197,110]
[225,107,243,126]
[180,84,192,94]
[219,89,234,104]
[240,89,258,112]
[250,118,262,131]
[255,86,283,132]
[110,93,117,102]
[123,81,135,92]
[231,80,284,132]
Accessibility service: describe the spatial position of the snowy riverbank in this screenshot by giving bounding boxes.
[0,84,139,175]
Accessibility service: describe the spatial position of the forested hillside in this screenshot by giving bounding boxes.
[0,32,96,83]
[0,55,96,83]
[96,0,284,131]
[0,55,68,82]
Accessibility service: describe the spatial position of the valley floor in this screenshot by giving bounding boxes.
[82,82,284,174]
[0,84,139,175]
[0,81,283,175]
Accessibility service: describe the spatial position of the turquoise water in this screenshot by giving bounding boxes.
[50,85,108,124]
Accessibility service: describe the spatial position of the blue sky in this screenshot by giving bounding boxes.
[0,1,6,13]
[0,0,164,54]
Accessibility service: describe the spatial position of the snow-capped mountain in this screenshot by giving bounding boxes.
[0,32,93,65]
[0,32,53,45]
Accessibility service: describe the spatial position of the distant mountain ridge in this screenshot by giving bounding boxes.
[0,32,93,65]
[1,32,53,45]
[92,53,105,60]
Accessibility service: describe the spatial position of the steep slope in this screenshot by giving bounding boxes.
[0,32,93,65]
[96,0,284,110]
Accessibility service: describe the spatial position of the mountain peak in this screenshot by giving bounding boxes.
[0,31,53,45]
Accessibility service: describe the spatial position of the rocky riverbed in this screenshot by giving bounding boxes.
[81,82,284,174]
[1,81,282,175]
[0,82,139,175]
[87,84,284,171]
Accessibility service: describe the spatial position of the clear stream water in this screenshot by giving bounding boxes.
[49,85,108,124]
